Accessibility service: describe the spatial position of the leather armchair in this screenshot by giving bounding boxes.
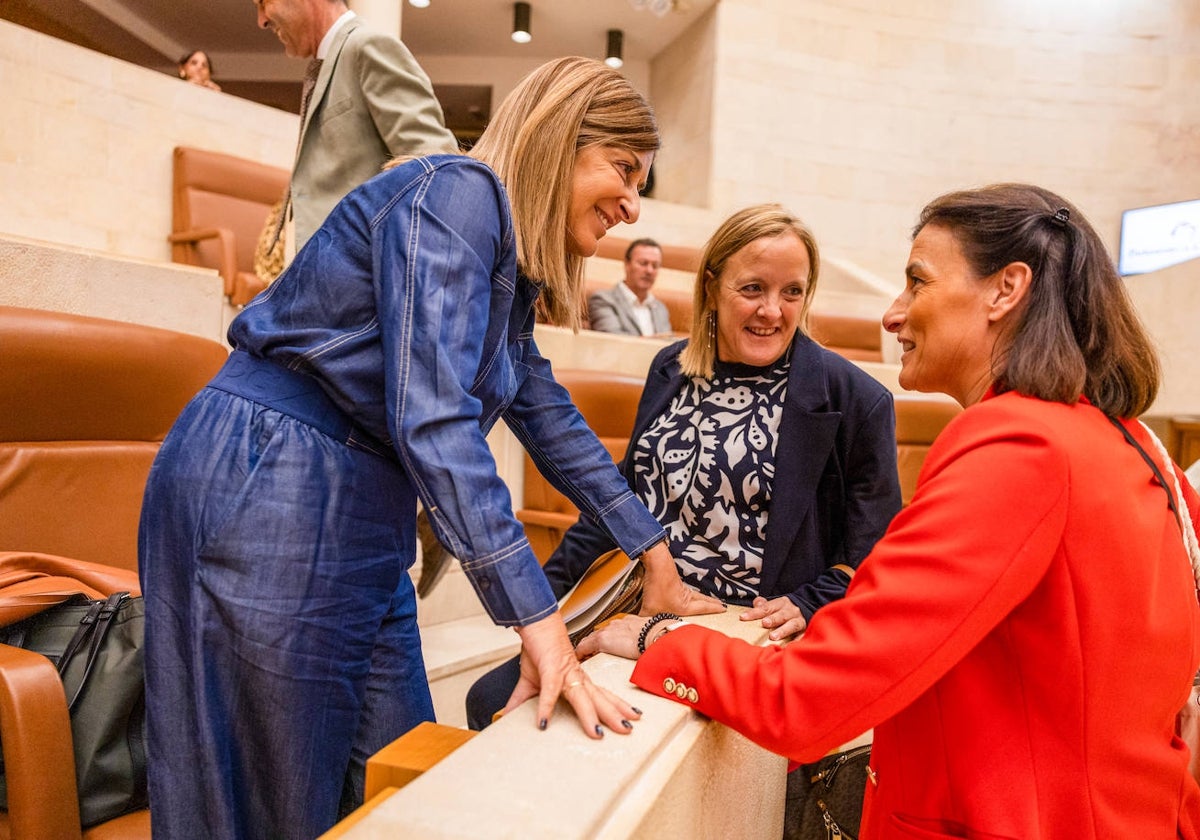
[515,370,646,562]
[893,394,962,505]
[594,235,702,273]
[169,145,289,307]
[0,306,227,572]
[0,644,151,840]
[0,306,226,837]
[808,312,884,363]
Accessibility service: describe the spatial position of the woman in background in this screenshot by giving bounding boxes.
[582,183,1200,838]
[178,49,221,91]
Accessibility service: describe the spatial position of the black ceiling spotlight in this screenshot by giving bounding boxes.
[512,2,532,44]
[605,29,624,69]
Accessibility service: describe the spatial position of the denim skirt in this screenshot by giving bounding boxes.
[138,357,435,839]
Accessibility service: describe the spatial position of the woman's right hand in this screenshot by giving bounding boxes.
[503,612,642,738]
[575,614,647,661]
[638,542,724,617]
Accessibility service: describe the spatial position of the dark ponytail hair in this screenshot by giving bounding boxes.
[915,183,1159,418]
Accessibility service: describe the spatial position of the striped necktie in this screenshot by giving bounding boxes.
[297,57,323,131]
[267,57,324,253]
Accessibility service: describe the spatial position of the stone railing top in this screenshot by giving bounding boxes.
[338,607,784,839]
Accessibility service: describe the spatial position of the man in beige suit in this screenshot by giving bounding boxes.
[255,0,459,254]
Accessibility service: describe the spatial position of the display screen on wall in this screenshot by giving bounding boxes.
[1118,198,1200,276]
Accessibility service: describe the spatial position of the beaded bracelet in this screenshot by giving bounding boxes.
[637,612,682,655]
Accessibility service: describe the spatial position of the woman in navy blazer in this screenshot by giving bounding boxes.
[467,204,901,727]
[542,329,901,616]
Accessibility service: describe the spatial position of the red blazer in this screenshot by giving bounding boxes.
[632,391,1200,839]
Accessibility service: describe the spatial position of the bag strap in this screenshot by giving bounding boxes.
[1105,415,1180,518]
[1138,421,1200,578]
[1106,414,1200,596]
[59,592,129,712]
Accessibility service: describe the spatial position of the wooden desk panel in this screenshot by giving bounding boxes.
[1170,417,1200,470]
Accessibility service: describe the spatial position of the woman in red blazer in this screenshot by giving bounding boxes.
[580,184,1200,839]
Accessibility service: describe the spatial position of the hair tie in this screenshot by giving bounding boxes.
[1049,207,1070,228]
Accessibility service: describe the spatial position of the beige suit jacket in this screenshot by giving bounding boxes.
[290,18,458,252]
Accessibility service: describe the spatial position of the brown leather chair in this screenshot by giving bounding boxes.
[1168,416,1200,474]
[0,306,227,572]
[169,145,289,307]
[809,312,884,363]
[654,286,694,334]
[893,394,962,505]
[0,306,227,838]
[515,370,646,562]
[594,235,703,274]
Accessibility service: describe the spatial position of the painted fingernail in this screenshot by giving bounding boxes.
[595,724,605,737]
[631,707,643,715]
[621,719,633,729]
[538,718,548,731]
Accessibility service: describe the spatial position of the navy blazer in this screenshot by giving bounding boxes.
[543,332,902,619]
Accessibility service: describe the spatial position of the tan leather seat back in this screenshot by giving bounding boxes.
[517,370,645,562]
[808,312,884,363]
[893,394,962,505]
[654,287,693,334]
[0,307,227,572]
[171,146,289,303]
[594,236,702,273]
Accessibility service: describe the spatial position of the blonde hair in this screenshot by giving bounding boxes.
[679,204,821,378]
[469,57,659,330]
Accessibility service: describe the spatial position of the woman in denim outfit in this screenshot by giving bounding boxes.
[138,57,718,840]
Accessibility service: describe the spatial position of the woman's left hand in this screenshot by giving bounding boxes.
[639,542,724,617]
[740,595,807,641]
[502,613,642,737]
[574,614,647,661]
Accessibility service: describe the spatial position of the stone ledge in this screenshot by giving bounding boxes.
[338,607,788,840]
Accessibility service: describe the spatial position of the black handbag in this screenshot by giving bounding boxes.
[785,744,871,840]
[0,591,148,826]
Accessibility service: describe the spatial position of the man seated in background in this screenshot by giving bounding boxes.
[588,238,673,336]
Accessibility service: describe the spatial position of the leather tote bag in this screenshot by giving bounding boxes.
[0,591,147,826]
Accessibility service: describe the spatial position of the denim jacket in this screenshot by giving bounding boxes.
[229,155,665,625]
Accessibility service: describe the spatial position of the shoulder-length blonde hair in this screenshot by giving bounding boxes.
[469,57,660,330]
[679,204,821,378]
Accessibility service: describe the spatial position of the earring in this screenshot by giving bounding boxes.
[707,310,717,350]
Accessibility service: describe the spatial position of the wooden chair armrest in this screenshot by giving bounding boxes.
[514,509,579,531]
[364,722,476,799]
[167,226,238,298]
[167,227,221,245]
[230,272,268,308]
[0,643,83,839]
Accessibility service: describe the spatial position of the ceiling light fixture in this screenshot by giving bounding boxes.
[408,0,430,7]
[605,30,624,69]
[512,2,532,44]
[630,0,676,17]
